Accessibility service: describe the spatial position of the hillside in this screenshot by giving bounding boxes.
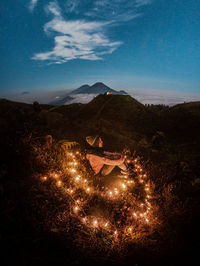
[1,96,200,265]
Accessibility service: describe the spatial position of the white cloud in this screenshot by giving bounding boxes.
[45,1,61,17]
[32,0,151,64]
[4,89,200,106]
[135,0,152,8]
[33,2,122,64]
[29,0,39,12]
[85,0,149,21]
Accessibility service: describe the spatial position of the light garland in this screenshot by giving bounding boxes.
[39,150,156,241]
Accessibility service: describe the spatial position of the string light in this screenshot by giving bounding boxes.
[39,151,155,238]
[57,180,62,187]
[93,220,98,226]
[75,176,80,181]
[42,176,47,181]
[54,173,58,178]
[114,188,119,195]
[122,183,126,189]
[74,206,79,212]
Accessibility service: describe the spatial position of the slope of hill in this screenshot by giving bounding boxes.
[49,95,74,106]
[172,101,200,115]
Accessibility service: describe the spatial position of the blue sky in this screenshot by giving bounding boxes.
[0,0,200,94]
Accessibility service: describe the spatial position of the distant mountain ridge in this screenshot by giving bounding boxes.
[69,82,127,95]
[49,95,74,106]
[49,82,128,105]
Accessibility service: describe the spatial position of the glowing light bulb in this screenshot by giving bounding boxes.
[42,176,47,181]
[140,213,143,217]
[57,180,62,187]
[114,190,119,195]
[87,187,90,192]
[145,218,149,223]
[84,179,87,183]
[114,230,118,235]
[54,173,58,178]
[129,227,132,232]
[122,183,126,189]
[82,217,86,223]
[75,176,80,181]
[71,169,76,173]
[70,189,73,194]
[109,191,113,196]
[93,220,98,226]
[74,206,79,212]
[105,223,108,227]
[74,162,78,166]
[133,212,137,217]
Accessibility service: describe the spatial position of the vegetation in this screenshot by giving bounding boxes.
[0,95,200,265]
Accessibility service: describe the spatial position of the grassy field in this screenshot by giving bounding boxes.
[0,96,200,265]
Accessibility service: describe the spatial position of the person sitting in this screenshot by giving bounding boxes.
[85,135,129,176]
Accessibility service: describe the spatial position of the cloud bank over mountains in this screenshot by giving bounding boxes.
[30,0,151,64]
[2,87,200,106]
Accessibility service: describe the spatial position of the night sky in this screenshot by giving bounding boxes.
[0,0,199,94]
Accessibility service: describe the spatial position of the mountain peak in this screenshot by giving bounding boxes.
[92,82,107,86]
[50,82,128,105]
[70,82,127,95]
